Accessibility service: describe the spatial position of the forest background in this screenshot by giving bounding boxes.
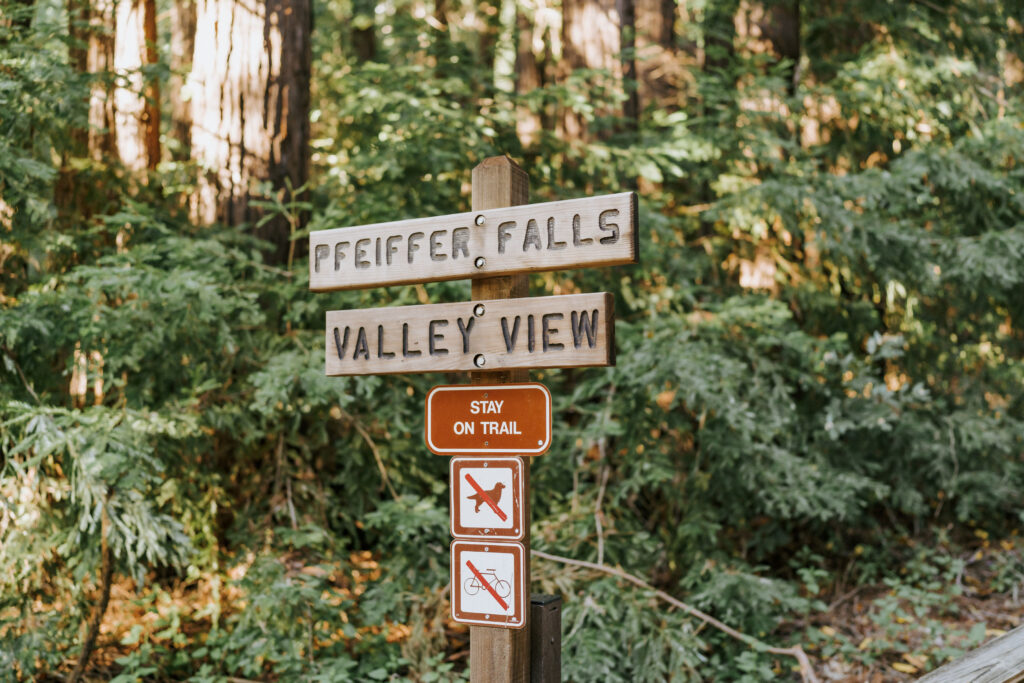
[2,0,1023,680]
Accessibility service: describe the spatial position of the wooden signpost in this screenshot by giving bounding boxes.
[325,294,614,376]
[309,192,637,291]
[309,155,637,682]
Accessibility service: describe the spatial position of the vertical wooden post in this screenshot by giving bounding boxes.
[469,156,531,683]
[530,594,562,683]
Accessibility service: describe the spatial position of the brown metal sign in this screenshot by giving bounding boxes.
[309,192,637,292]
[426,384,551,455]
[449,457,524,540]
[325,293,614,376]
[451,540,526,629]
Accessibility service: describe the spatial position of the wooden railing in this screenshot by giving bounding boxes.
[918,624,1024,682]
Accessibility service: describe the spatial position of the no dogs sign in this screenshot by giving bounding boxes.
[450,457,524,540]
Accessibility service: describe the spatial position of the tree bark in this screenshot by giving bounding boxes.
[514,5,547,147]
[68,0,118,161]
[169,0,196,158]
[113,0,160,170]
[188,0,312,264]
[351,0,375,62]
[559,0,623,141]
[634,0,680,111]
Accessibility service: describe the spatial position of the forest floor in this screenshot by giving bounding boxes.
[806,530,1023,681]
[65,532,1024,681]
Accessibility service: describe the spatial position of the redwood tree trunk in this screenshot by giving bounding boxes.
[114,0,160,170]
[514,6,546,147]
[634,0,679,111]
[188,0,312,264]
[560,0,623,141]
[169,0,196,158]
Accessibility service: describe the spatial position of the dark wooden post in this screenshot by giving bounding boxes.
[530,594,562,682]
[469,156,531,682]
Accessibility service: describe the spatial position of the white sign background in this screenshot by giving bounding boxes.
[459,467,514,531]
[459,549,517,616]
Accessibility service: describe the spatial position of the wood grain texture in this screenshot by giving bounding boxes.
[530,595,562,683]
[917,624,1024,683]
[470,156,531,683]
[308,191,638,292]
[325,293,614,376]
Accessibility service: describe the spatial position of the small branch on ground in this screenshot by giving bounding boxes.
[533,550,821,683]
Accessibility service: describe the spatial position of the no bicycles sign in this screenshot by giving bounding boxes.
[451,540,526,629]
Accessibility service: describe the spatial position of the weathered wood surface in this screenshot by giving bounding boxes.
[469,155,531,683]
[308,191,637,291]
[325,292,614,376]
[530,594,562,683]
[918,624,1024,683]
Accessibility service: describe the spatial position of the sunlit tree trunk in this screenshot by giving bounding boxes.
[113,0,160,170]
[560,0,623,141]
[169,0,196,158]
[514,4,550,147]
[68,0,117,160]
[634,0,679,111]
[187,0,312,264]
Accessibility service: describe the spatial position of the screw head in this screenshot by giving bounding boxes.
[475,214,485,226]
[474,256,486,268]
[474,354,486,368]
[473,304,485,317]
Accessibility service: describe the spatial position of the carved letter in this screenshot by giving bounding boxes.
[314,245,329,272]
[522,219,542,251]
[501,316,521,352]
[430,229,448,262]
[498,221,516,254]
[377,325,395,358]
[598,209,620,244]
[386,235,401,265]
[452,227,470,259]
[571,309,600,348]
[572,213,592,246]
[353,327,370,360]
[403,323,421,357]
[542,313,564,351]
[333,327,350,360]
[355,239,371,269]
[456,317,475,352]
[335,241,350,271]
[546,217,566,250]
[408,232,424,264]
[429,320,449,356]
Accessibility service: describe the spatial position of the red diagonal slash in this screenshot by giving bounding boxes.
[466,560,509,611]
[464,474,508,522]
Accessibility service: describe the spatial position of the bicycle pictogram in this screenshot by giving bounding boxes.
[464,567,511,599]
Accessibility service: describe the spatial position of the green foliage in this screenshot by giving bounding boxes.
[2,0,1023,679]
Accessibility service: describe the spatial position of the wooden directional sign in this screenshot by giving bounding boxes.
[309,192,637,291]
[325,292,614,376]
[450,457,524,540]
[451,540,526,629]
[426,384,551,455]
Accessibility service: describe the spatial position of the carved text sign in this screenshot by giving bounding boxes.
[325,293,614,376]
[309,193,637,291]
